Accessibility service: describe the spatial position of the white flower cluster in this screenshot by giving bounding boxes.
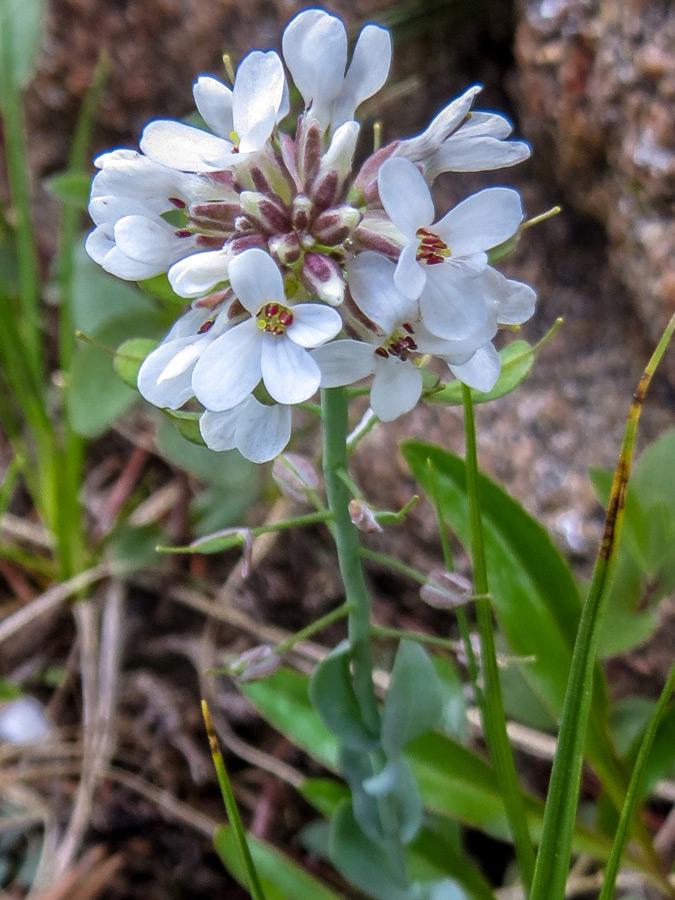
[87,8,535,463]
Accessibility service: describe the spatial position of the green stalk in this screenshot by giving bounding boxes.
[599,659,675,900]
[321,386,409,886]
[321,387,380,734]
[202,701,267,900]
[530,312,675,900]
[462,384,536,893]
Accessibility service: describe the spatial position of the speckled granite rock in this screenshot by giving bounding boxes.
[513,0,675,378]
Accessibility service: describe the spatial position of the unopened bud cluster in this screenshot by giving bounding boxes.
[87,8,536,463]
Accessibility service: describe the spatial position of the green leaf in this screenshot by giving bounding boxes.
[0,0,45,99]
[299,778,349,818]
[44,172,91,209]
[309,642,380,751]
[68,310,167,436]
[113,337,157,389]
[161,409,205,446]
[432,655,467,740]
[242,668,618,865]
[138,273,190,305]
[330,799,411,898]
[428,341,534,407]
[214,824,341,900]
[382,640,443,755]
[402,441,623,792]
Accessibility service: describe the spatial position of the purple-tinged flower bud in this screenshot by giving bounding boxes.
[239,191,290,235]
[229,234,268,255]
[353,141,399,199]
[420,569,473,609]
[291,194,314,232]
[194,288,231,310]
[190,201,241,233]
[299,121,322,186]
[249,166,274,194]
[312,205,362,246]
[301,253,346,305]
[196,235,228,250]
[268,232,302,266]
[348,499,383,534]
[352,211,403,260]
[231,646,281,683]
[308,170,339,211]
[272,452,320,501]
[234,214,256,233]
[206,170,237,191]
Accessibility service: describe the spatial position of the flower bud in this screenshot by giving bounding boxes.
[268,232,302,266]
[301,253,346,305]
[352,211,404,259]
[420,569,473,609]
[230,646,281,683]
[189,201,240,232]
[348,499,383,534]
[239,191,290,235]
[353,141,399,199]
[291,194,314,232]
[299,121,322,185]
[272,453,320,501]
[312,205,362,246]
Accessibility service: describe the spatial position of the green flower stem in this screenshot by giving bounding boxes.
[321,386,409,886]
[599,658,675,900]
[371,625,459,653]
[321,387,380,734]
[202,701,267,900]
[530,312,675,900]
[272,601,353,656]
[462,384,536,894]
[359,547,428,585]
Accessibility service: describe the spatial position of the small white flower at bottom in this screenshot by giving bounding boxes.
[200,397,291,463]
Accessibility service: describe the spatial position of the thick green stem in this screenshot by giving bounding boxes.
[321,387,380,734]
[463,384,536,894]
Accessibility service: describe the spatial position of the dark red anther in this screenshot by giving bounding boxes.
[197,319,215,334]
[170,197,186,209]
[403,322,414,334]
[265,303,280,318]
[175,229,192,238]
[278,309,293,327]
[375,347,389,358]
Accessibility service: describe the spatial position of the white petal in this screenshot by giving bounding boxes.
[137,337,198,409]
[260,335,320,404]
[317,120,360,184]
[331,24,391,129]
[370,357,422,421]
[192,321,262,410]
[168,248,232,298]
[282,9,347,129]
[428,136,531,176]
[449,342,501,392]
[499,279,537,325]
[233,51,287,153]
[420,264,491,341]
[114,215,195,265]
[90,194,167,226]
[397,85,481,160]
[102,246,161,280]
[141,120,234,172]
[193,76,234,139]
[414,318,496,362]
[228,248,285,314]
[435,187,523,256]
[199,407,239,451]
[312,339,376,387]
[235,398,292,463]
[286,304,342,347]
[348,251,417,333]
[378,157,434,238]
[459,111,513,139]
[85,226,113,265]
[394,242,427,301]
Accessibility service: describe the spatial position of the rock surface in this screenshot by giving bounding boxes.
[513,0,675,378]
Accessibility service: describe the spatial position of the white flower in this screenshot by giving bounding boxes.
[200,396,291,463]
[137,304,232,409]
[396,85,531,178]
[192,248,342,410]
[378,156,523,341]
[140,51,288,172]
[282,8,391,133]
[313,252,500,418]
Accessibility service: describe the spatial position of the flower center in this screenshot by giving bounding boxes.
[256,302,294,335]
[375,323,418,360]
[415,227,450,265]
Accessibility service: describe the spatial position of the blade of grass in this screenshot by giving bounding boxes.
[201,701,267,900]
[599,658,675,900]
[530,312,675,900]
